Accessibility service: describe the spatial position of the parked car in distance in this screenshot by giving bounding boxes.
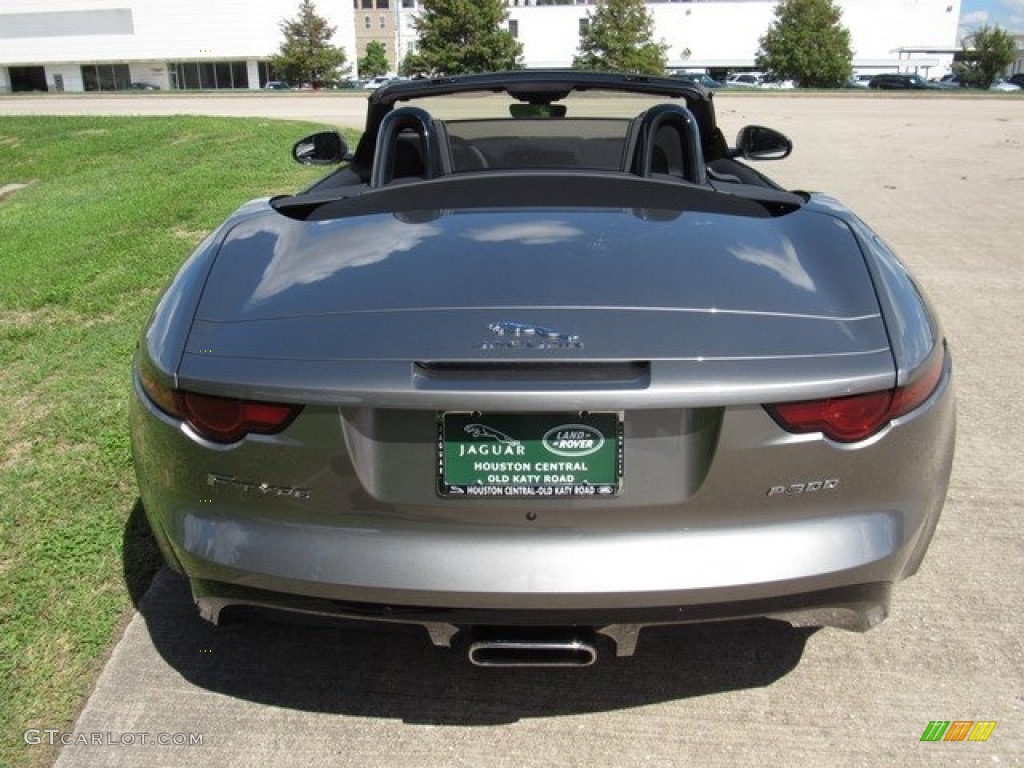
[847,73,876,88]
[264,81,293,90]
[868,73,938,90]
[672,73,723,89]
[131,70,955,667]
[724,72,764,88]
[989,79,1021,92]
[125,82,160,90]
[1009,73,1024,88]
[362,75,397,90]
[933,73,964,89]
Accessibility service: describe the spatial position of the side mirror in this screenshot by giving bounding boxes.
[292,131,348,165]
[732,125,793,161]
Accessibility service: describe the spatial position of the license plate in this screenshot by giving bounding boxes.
[438,412,622,499]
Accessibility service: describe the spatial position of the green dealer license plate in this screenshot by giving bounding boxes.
[438,412,622,499]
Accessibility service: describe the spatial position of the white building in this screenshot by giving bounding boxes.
[507,0,961,75]
[0,0,356,92]
[1012,34,1024,76]
[392,0,962,79]
[0,0,961,93]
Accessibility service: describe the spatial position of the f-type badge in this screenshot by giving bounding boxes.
[483,322,583,350]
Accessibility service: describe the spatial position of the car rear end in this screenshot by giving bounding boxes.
[130,185,954,662]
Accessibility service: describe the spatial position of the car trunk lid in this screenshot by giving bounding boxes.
[179,205,893,404]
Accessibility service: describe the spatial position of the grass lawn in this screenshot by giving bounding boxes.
[0,115,347,768]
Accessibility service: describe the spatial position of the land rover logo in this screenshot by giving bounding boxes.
[542,424,605,457]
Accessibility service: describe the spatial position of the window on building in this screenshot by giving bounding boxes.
[215,62,232,88]
[376,0,389,7]
[402,0,415,7]
[231,61,248,88]
[509,19,519,38]
[80,63,130,91]
[168,60,249,90]
[364,15,371,27]
[361,0,373,7]
[199,62,216,89]
[113,64,129,90]
[579,18,589,36]
[81,66,98,91]
[9,66,47,92]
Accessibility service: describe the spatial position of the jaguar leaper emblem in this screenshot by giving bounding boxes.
[464,424,522,447]
[483,322,583,350]
[488,322,580,342]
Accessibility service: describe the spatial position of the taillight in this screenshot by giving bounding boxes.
[138,368,300,443]
[766,345,946,443]
[138,365,180,418]
[180,392,299,443]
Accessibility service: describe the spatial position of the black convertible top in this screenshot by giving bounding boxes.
[356,70,727,168]
[280,70,798,219]
[368,70,710,107]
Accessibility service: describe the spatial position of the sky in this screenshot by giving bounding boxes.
[960,0,1024,36]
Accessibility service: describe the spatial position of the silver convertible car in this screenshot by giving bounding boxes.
[130,71,955,666]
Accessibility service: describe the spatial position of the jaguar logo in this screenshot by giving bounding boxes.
[488,322,580,342]
[457,424,526,457]
[482,322,583,350]
[464,424,522,447]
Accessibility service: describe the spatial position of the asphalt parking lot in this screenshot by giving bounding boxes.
[3,92,1021,767]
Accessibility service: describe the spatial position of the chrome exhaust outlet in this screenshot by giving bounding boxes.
[467,634,598,667]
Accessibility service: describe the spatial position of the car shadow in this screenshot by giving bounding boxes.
[123,498,166,606]
[123,508,816,724]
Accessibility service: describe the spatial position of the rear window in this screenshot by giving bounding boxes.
[444,118,631,172]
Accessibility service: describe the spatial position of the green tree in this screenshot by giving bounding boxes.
[957,25,1016,88]
[399,49,424,78]
[412,0,523,75]
[755,0,852,88]
[272,0,350,85]
[359,41,390,79]
[573,0,667,75]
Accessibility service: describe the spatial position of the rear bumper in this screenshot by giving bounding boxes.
[169,506,914,610]
[189,576,892,656]
[147,462,919,649]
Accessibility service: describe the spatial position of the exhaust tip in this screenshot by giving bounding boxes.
[468,637,597,667]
